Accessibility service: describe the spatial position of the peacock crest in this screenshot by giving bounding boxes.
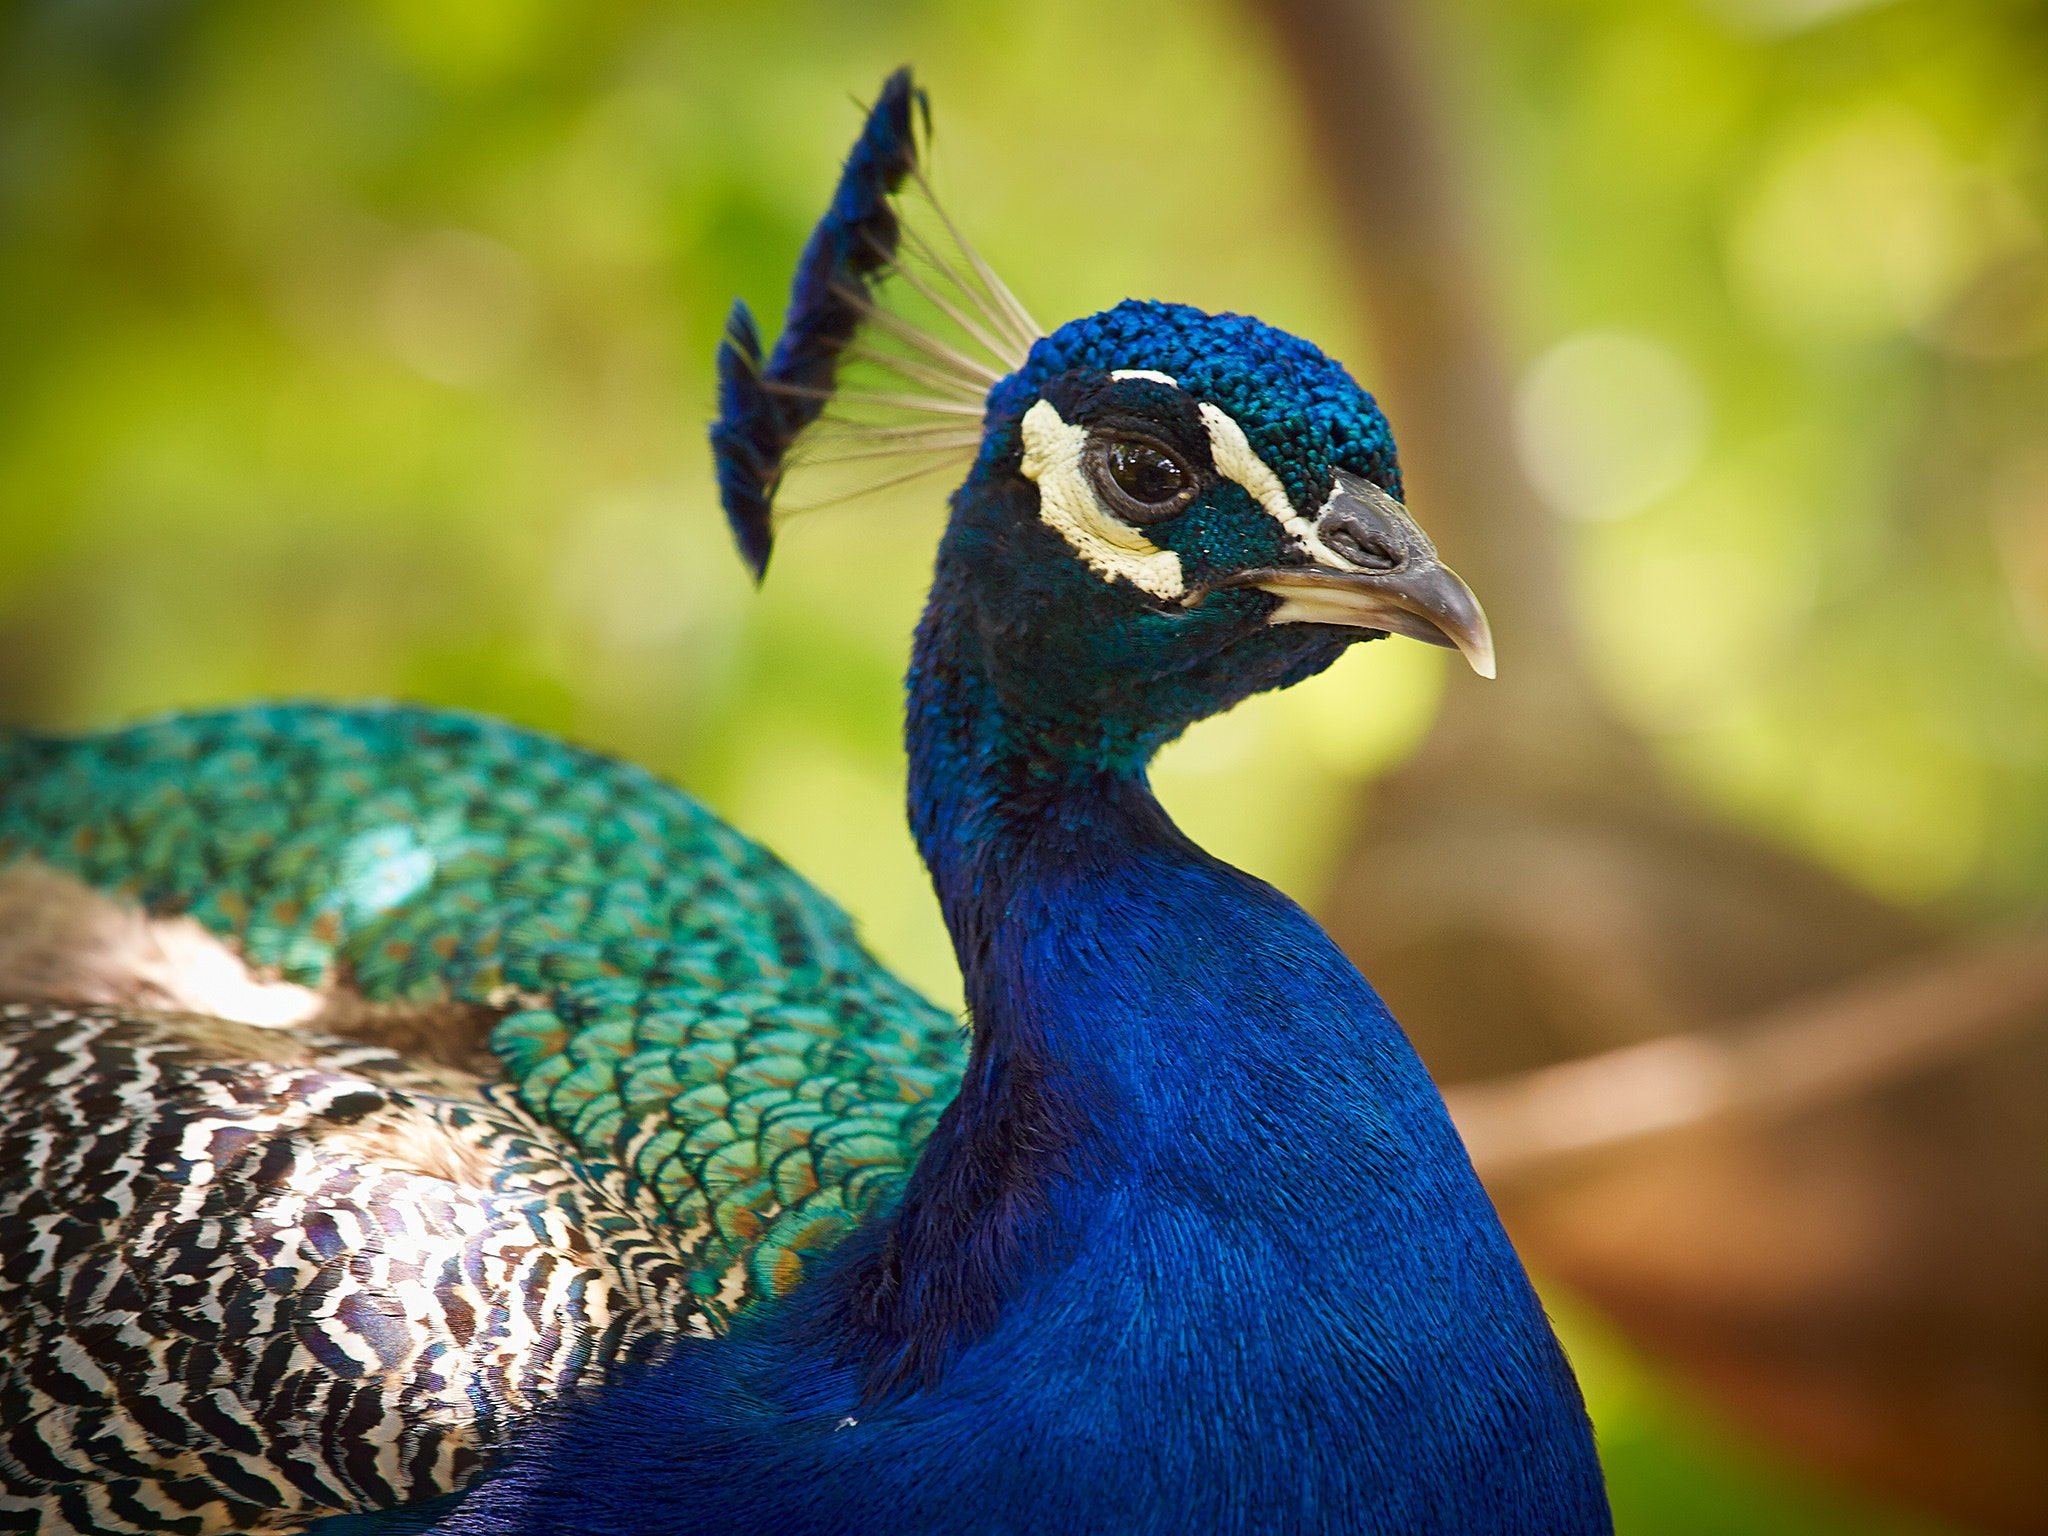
[711,69,1043,576]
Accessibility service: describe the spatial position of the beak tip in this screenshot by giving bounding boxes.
[1231,557,1497,676]
[1446,588,1495,679]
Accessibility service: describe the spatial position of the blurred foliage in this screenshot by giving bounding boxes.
[1442,0,2048,914]
[1,0,2042,1529]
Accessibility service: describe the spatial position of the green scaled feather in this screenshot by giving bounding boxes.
[0,702,962,1320]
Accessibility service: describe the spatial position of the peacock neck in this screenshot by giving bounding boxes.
[783,575,1609,1532]
[901,566,1235,1059]
[866,573,1481,1395]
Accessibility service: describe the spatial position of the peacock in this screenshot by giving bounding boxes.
[0,70,1610,1535]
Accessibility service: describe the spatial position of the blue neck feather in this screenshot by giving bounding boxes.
[436,515,1610,1535]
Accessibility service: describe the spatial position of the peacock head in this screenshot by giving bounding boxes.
[711,70,1490,771]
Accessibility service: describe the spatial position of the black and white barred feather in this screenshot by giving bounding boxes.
[0,1005,703,1535]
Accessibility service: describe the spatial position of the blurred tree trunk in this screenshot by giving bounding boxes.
[1247,0,2048,1529]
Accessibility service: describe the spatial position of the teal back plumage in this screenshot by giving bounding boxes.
[0,702,961,1320]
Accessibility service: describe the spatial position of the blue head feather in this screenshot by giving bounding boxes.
[1001,299,1404,505]
[711,67,925,580]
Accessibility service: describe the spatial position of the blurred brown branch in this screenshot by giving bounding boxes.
[1451,926,2048,1180]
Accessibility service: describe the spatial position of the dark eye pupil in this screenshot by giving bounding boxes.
[1107,441,1186,505]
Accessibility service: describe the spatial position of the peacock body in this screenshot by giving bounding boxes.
[0,705,959,1531]
[0,70,1611,1535]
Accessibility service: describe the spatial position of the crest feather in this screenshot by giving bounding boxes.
[709,68,1044,580]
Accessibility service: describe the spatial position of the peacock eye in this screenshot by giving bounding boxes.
[1087,435,1197,524]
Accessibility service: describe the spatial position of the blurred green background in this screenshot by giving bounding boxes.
[4,0,2045,1528]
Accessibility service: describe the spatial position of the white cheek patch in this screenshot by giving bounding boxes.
[1197,402,1362,572]
[1019,399,1185,601]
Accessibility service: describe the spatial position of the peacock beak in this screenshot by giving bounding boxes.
[1237,562,1495,678]
[1193,470,1496,678]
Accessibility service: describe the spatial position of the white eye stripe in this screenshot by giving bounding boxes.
[1197,404,1296,529]
[1197,403,1366,572]
[1109,369,1180,387]
[1018,400,1186,600]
